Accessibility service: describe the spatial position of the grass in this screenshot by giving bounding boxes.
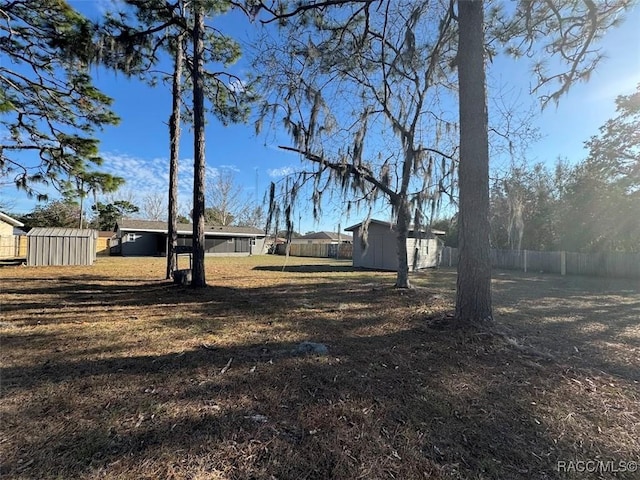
[1,255,639,479]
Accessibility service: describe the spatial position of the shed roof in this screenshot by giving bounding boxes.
[27,228,96,238]
[345,219,445,236]
[116,219,264,236]
[0,212,24,227]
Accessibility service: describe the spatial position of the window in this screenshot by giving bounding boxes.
[127,233,136,242]
[227,238,234,243]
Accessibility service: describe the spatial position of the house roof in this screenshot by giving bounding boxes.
[345,219,445,236]
[27,228,96,238]
[297,231,353,241]
[0,212,24,227]
[116,219,265,237]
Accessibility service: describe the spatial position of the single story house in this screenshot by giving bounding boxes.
[113,219,266,256]
[27,228,97,266]
[0,212,25,259]
[345,219,445,271]
[287,231,354,258]
[290,231,353,245]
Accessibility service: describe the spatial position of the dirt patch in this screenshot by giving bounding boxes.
[1,256,639,479]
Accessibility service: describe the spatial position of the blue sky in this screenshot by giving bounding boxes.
[3,2,639,234]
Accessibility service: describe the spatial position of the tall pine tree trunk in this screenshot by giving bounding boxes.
[191,3,206,288]
[455,0,493,327]
[166,33,183,280]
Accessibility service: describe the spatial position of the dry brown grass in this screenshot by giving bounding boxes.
[1,256,639,479]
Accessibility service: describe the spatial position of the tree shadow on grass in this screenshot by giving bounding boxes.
[2,267,639,478]
[2,325,638,479]
[252,263,355,273]
[484,270,640,382]
[3,268,639,382]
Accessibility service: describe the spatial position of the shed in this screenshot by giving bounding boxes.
[27,228,97,266]
[345,219,445,272]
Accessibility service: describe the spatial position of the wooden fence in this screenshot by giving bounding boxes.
[2,235,111,260]
[96,236,110,256]
[440,247,640,279]
[0,235,27,259]
[282,243,353,259]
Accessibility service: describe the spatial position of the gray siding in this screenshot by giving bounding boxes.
[353,223,398,271]
[407,238,441,270]
[121,232,160,256]
[252,237,266,255]
[351,223,441,271]
[27,229,96,266]
[176,235,259,256]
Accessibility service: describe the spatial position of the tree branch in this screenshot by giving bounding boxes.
[278,145,399,202]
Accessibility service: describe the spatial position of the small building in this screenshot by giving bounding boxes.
[114,219,266,257]
[27,228,97,266]
[0,212,25,259]
[345,219,445,271]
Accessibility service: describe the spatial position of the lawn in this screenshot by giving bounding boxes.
[1,256,639,479]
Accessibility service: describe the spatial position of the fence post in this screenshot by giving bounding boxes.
[448,247,452,267]
[560,251,566,276]
[523,249,527,273]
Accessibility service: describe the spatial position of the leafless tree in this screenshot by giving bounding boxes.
[141,191,168,221]
[205,170,254,226]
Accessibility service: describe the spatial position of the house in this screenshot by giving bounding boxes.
[345,219,445,271]
[27,228,97,266]
[290,231,353,245]
[0,212,25,259]
[285,231,354,258]
[113,219,266,257]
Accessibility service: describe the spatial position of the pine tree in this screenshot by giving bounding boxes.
[0,1,122,199]
[256,0,633,326]
[98,0,255,286]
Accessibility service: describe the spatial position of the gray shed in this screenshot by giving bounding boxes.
[27,228,97,266]
[345,219,445,272]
